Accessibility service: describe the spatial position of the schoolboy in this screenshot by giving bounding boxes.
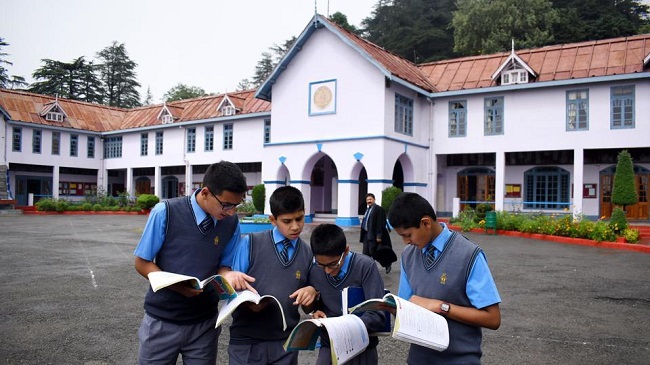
[308,223,387,365]
[134,160,256,365]
[387,192,501,364]
[228,185,318,365]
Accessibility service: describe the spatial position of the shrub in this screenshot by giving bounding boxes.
[35,198,57,211]
[136,194,159,210]
[92,204,103,211]
[381,186,402,213]
[609,207,628,234]
[55,200,69,213]
[237,201,257,216]
[456,208,477,231]
[252,184,265,213]
[474,202,494,223]
[81,203,93,211]
[623,228,640,243]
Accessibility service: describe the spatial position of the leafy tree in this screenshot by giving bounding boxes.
[452,0,559,55]
[29,57,104,103]
[0,37,27,89]
[163,83,208,102]
[362,0,457,62]
[381,186,402,213]
[329,11,360,34]
[252,184,265,213]
[611,150,638,213]
[96,41,141,108]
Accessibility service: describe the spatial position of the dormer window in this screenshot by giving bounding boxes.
[40,101,67,122]
[491,41,537,86]
[217,95,239,117]
[45,111,64,122]
[161,114,174,124]
[501,69,528,85]
[222,105,235,116]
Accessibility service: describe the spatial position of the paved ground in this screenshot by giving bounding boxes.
[0,214,649,364]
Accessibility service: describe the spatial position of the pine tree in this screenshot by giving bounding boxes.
[96,41,141,108]
[29,57,102,102]
[611,150,638,213]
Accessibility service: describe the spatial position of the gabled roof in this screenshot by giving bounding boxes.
[119,89,270,130]
[0,88,271,132]
[155,103,184,121]
[491,45,538,80]
[256,14,437,101]
[0,89,124,132]
[420,33,650,92]
[40,99,69,119]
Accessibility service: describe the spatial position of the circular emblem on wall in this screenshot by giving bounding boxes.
[313,85,333,109]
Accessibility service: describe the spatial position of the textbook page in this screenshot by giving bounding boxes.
[216,290,286,330]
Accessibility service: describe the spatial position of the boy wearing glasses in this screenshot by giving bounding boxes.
[228,185,319,365]
[134,160,256,365]
[307,223,387,365]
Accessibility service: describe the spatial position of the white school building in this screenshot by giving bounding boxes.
[1,15,649,224]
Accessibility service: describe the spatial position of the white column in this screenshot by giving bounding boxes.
[335,180,359,226]
[52,165,60,200]
[495,151,506,211]
[185,161,192,196]
[573,148,584,219]
[126,167,133,198]
[154,165,162,200]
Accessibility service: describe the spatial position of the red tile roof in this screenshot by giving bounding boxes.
[321,17,438,92]
[419,33,650,91]
[1,89,271,132]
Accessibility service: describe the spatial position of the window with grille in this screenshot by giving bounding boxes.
[223,123,233,150]
[205,126,214,151]
[567,90,589,131]
[449,101,467,137]
[484,97,504,135]
[395,94,413,136]
[187,128,196,153]
[103,136,122,158]
[524,167,570,210]
[155,131,164,155]
[32,130,42,154]
[611,85,634,128]
[141,133,148,156]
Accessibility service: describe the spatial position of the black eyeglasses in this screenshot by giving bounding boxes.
[209,190,242,211]
[315,251,345,269]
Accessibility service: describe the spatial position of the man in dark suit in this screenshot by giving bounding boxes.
[360,193,395,273]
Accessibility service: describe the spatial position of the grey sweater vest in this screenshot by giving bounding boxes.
[402,231,483,364]
[143,196,238,324]
[229,230,313,343]
[308,252,386,349]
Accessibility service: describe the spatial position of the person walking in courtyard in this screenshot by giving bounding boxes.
[360,193,396,273]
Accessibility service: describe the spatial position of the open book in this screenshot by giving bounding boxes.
[349,293,449,352]
[216,290,286,330]
[342,286,391,336]
[147,271,236,300]
[283,315,369,365]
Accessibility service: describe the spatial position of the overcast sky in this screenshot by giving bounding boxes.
[1,0,377,103]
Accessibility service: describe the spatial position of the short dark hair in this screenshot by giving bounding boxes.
[269,186,305,217]
[388,192,437,229]
[366,193,375,199]
[310,223,346,256]
[203,161,247,195]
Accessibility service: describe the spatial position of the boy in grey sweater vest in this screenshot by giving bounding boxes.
[228,186,319,365]
[388,192,501,365]
[308,223,387,365]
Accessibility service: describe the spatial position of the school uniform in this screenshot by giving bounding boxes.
[309,252,387,365]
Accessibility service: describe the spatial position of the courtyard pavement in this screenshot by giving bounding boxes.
[0,214,648,364]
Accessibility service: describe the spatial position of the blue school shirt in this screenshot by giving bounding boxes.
[398,223,501,309]
[133,190,239,267]
[232,227,299,273]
